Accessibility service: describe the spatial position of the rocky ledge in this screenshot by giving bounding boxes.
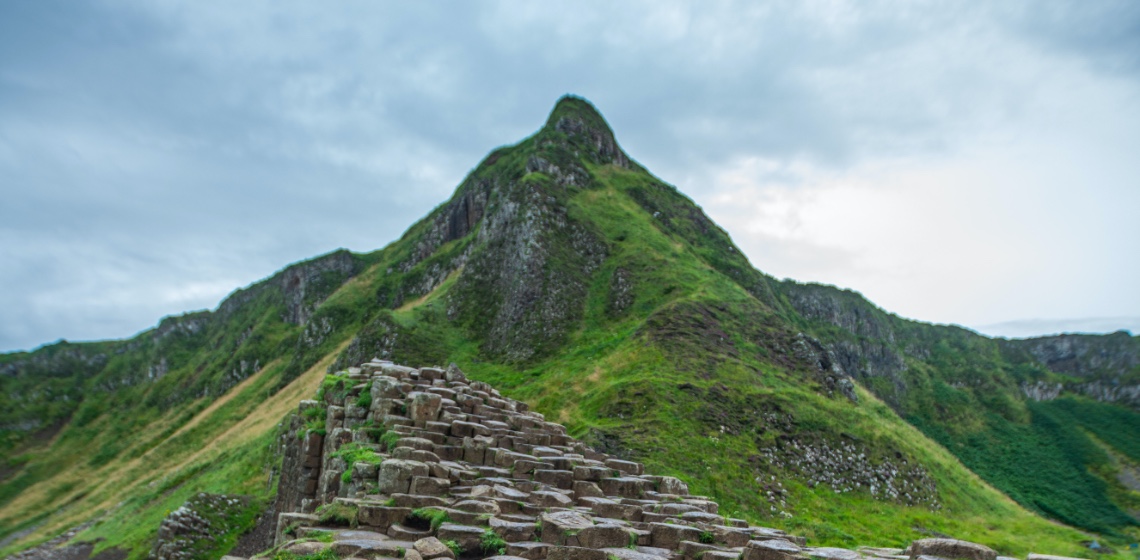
[239,360,1089,560]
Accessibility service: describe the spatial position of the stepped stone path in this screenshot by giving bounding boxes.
[246,360,1085,560]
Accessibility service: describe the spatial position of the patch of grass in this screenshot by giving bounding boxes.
[481,529,507,555]
[331,442,383,483]
[443,539,463,557]
[316,502,358,528]
[379,431,402,452]
[699,531,715,544]
[356,391,373,410]
[271,548,341,560]
[410,508,451,532]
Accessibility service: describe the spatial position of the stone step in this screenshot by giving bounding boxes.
[388,522,433,540]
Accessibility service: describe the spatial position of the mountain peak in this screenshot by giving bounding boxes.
[544,95,611,133]
[539,95,631,168]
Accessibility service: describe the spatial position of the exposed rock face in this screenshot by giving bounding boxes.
[1020,381,1064,402]
[1006,332,1140,379]
[218,249,360,326]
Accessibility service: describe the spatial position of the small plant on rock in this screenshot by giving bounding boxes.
[380,431,402,451]
[410,507,451,532]
[444,539,463,557]
[481,529,507,555]
[699,531,715,544]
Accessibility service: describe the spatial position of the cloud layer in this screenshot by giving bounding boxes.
[2,1,1138,351]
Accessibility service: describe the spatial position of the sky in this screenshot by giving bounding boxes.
[1,1,1138,352]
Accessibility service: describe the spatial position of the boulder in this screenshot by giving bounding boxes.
[415,536,457,560]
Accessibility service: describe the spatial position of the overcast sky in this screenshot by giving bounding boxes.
[2,1,1138,352]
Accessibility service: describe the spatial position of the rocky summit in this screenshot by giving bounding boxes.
[2,97,1138,559]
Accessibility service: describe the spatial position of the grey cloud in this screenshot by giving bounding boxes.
[1,0,1137,350]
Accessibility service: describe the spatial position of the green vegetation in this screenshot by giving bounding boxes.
[2,95,1138,560]
[316,502,358,528]
[481,528,507,555]
[410,507,451,532]
[443,539,463,557]
[330,442,383,483]
[270,548,341,560]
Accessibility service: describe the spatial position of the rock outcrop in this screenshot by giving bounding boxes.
[248,360,1077,560]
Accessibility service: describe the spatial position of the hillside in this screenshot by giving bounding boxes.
[1,96,1138,559]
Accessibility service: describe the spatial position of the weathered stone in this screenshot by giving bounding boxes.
[452,420,492,438]
[744,539,803,560]
[547,546,609,560]
[491,516,538,542]
[678,541,720,559]
[495,485,530,501]
[437,523,487,554]
[904,539,996,560]
[573,481,605,498]
[534,469,575,489]
[602,548,667,560]
[530,490,574,508]
[649,523,703,550]
[507,542,553,560]
[454,499,502,515]
[598,477,650,499]
[408,391,443,426]
[396,436,437,451]
[703,552,743,560]
[357,505,411,529]
[657,476,688,495]
[415,536,457,560]
[331,538,406,558]
[378,459,430,494]
[806,548,860,560]
[541,510,595,545]
[581,497,641,521]
[411,476,452,496]
[577,524,632,548]
[604,459,643,476]
[573,466,610,481]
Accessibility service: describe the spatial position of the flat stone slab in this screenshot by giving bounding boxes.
[602,548,665,560]
[806,548,861,560]
[905,539,996,560]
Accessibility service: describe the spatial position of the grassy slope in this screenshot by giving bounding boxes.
[363,163,1108,556]
[777,283,1140,538]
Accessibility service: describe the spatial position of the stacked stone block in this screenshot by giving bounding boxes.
[264,360,1062,560]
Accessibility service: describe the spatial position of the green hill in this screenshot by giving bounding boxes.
[2,96,1138,559]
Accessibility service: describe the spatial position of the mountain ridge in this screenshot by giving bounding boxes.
[1,96,1138,558]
